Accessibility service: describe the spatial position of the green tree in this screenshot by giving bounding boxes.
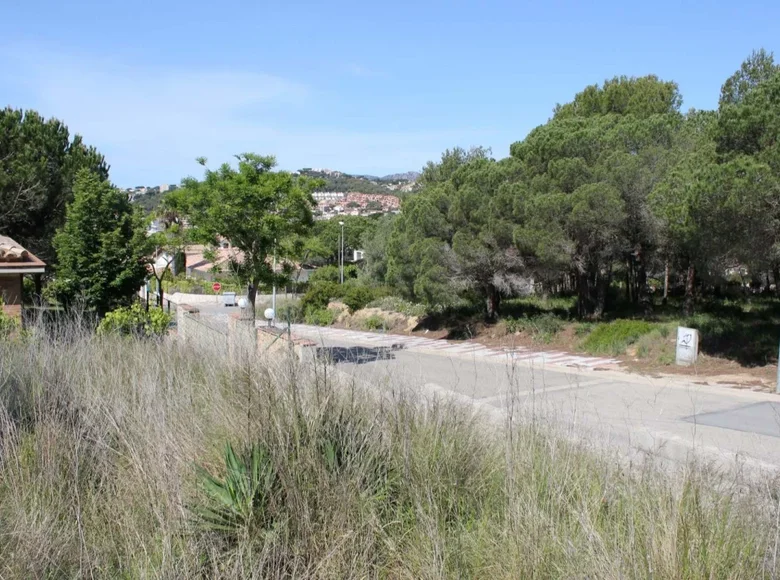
[512,76,683,317]
[0,108,108,267]
[361,213,397,284]
[173,154,316,317]
[147,208,190,309]
[50,171,149,315]
[310,215,377,265]
[388,152,529,318]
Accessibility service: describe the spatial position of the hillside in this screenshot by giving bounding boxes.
[131,168,421,213]
[298,168,420,195]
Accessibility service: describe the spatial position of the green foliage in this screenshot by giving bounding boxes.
[50,171,150,315]
[309,216,377,265]
[275,299,303,324]
[304,307,338,326]
[171,154,316,316]
[301,281,342,313]
[193,443,278,537]
[342,285,375,313]
[0,107,108,265]
[97,303,172,338]
[299,168,410,195]
[363,314,385,330]
[580,319,656,355]
[367,296,428,318]
[0,299,20,339]
[308,264,357,285]
[504,313,565,343]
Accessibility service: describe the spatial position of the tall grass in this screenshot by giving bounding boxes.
[0,319,777,577]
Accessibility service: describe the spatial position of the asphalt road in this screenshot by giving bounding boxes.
[291,324,780,475]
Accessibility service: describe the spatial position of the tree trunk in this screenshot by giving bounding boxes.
[485,284,500,321]
[34,274,42,299]
[771,265,780,297]
[594,266,610,320]
[683,263,695,317]
[636,254,652,316]
[625,260,633,303]
[662,261,669,305]
[247,282,258,319]
[576,271,590,318]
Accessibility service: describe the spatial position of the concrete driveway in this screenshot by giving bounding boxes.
[291,323,780,475]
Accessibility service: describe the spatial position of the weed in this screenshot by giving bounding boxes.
[581,319,656,356]
[364,314,385,331]
[193,443,278,537]
[504,313,565,343]
[304,307,338,326]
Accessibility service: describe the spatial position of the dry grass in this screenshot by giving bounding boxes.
[0,317,778,578]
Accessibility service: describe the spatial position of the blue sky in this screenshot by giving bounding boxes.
[1,0,777,187]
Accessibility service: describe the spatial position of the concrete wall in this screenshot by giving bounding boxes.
[0,274,22,319]
[176,305,228,352]
[177,303,314,362]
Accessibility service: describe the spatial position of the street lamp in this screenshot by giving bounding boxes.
[339,221,345,284]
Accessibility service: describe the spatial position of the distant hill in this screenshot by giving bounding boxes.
[130,167,421,212]
[299,168,420,195]
[381,171,420,182]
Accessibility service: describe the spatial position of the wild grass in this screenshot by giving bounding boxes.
[505,313,566,343]
[0,318,777,577]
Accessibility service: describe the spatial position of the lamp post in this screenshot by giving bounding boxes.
[271,238,277,324]
[339,221,345,284]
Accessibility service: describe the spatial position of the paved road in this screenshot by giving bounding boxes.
[290,324,780,475]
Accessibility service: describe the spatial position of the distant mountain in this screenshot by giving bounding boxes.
[381,171,420,182]
[298,168,421,195]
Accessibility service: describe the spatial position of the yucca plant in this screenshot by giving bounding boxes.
[193,442,278,537]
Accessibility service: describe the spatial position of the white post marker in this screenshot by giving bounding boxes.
[675,326,699,366]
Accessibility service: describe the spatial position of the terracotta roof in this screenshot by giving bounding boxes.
[0,236,46,268]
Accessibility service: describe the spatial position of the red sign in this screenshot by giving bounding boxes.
[212,282,222,293]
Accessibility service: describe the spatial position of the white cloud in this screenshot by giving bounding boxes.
[1,44,498,185]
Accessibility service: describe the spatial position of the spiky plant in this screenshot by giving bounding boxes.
[193,443,278,537]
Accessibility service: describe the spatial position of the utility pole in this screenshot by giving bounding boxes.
[339,221,345,284]
[271,238,277,324]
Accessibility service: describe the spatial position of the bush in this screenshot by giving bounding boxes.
[97,303,172,338]
[309,264,357,285]
[275,299,303,324]
[304,307,338,326]
[301,281,342,313]
[504,313,565,343]
[0,298,20,338]
[367,296,428,318]
[342,285,375,313]
[364,314,385,330]
[580,319,655,355]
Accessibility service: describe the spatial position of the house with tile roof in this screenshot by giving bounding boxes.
[0,235,46,319]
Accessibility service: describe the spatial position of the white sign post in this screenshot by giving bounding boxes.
[675,326,699,366]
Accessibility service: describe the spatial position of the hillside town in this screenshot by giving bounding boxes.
[313,191,400,219]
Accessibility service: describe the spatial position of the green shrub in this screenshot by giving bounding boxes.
[304,307,338,326]
[97,303,172,337]
[580,319,655,355]
[343,285,375,313]
[504,313,565,343]
[275,300,303,323]
[367,296,428,317]
[193,442,278,537]
[301,282,341,313]
[574,322,595,337]
[309,264,357,285]
[364,314,385,330]
[0,298,20,338]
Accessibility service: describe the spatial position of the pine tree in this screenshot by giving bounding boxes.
[51,170,149,315]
